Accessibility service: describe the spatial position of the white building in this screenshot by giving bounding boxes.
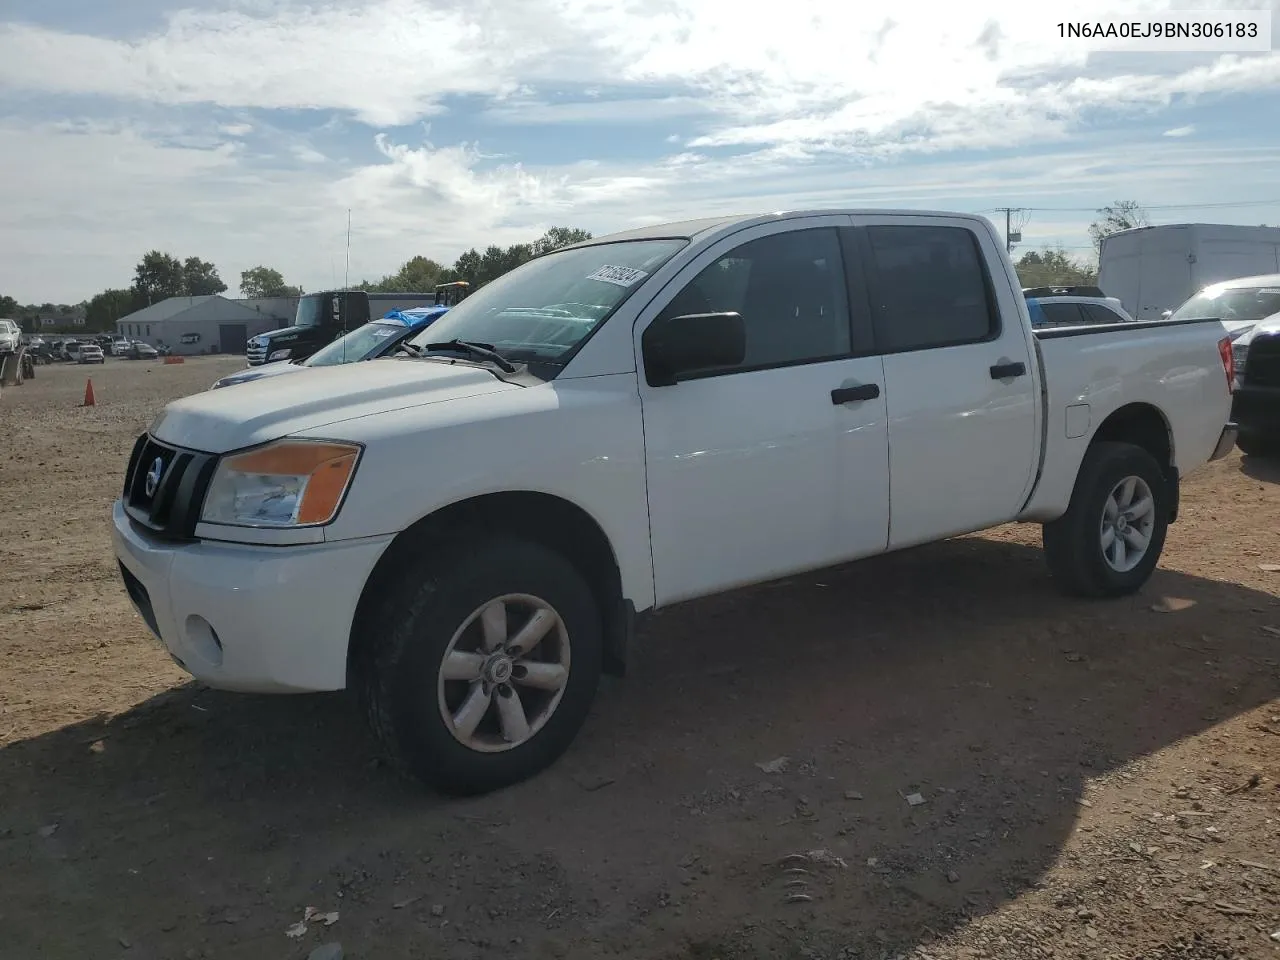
[116,296,285,356]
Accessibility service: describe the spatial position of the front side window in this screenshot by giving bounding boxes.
[654,227,853,373]
[294,296,324,328]
[864,225,997,352]
[408,239,687,364]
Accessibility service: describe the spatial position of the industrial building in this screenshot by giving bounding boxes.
[115,295,292,356]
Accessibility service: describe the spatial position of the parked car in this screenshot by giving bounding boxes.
[1167,274,1280,457]
[210,306,450,389]
[0,319,21,355]
[77,342,105,364]
[112,338,130,356]
[113,209,1238,795]
[1023,285,1134,328]
[63,341,82,362]
[125,341,159,360]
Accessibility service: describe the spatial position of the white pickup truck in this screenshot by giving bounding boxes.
[113,210,1238,794]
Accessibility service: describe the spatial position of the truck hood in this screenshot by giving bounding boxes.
[250,327,300,343]
[211,359,306,389]
[151,358,522,454]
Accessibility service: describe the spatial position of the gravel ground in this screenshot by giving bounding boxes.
[1,357,1278,960]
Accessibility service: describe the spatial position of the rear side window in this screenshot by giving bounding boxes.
[1039,302,1087,326]
[863,225,998,352]
[1081,304,1122,325]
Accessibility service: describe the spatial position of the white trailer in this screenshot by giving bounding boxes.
[1098,223,1280,321]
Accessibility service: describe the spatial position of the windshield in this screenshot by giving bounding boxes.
[305,322,406,366]
[407,239,687,363]
[1170,283,1280,323]
[294,295,324,328]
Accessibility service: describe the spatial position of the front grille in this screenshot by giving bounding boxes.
[122,433,218,540]
[1242,333,1280,387]
[246,341,268,365]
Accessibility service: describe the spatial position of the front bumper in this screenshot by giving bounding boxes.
[112,500,392,693]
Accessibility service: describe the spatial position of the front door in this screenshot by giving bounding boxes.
[850,216,1039,549]
[637,217,891,605]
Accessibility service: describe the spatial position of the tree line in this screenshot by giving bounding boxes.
[4,206,1150,334]
[354,226,593,293]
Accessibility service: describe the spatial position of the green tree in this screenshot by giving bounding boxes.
[361,255,446,292]
[388,255,444,292]
[85,289,135,332]
[1016,248,1098,288]
[239,265,302,298]
[183,256,227,296]
[531,226,592,256]
[0,294,18,318]
[1088,201,1150,255]
[132,251,186,306]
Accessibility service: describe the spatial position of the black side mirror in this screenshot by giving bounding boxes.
[642,312,746,387]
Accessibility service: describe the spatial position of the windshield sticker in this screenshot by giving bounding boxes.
[587,264,649,287]
[369,328,396,339]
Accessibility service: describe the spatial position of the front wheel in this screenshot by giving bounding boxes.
[1042,441,1169,598]
[355,537,603,795]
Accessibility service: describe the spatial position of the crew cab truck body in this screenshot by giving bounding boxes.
[112,210,1238,795]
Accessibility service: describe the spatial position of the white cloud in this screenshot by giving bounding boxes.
[292,144,328,163]
[3,112,1279,303]
[1,0,1276,153]
[3,0,1280,301]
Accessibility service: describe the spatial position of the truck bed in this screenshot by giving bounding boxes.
[1018,315,1232,522]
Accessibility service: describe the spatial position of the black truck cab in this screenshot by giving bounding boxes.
[246,290,440,366]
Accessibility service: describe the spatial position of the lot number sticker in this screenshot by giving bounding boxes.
[587,265,649,287]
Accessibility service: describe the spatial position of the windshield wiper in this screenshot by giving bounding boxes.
[423,339,517,373]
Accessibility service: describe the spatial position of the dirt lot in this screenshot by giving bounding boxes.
[1,357,1278,960]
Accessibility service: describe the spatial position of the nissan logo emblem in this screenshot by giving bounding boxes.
[144,456,165,498]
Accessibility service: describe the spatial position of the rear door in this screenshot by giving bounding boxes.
[850,215,1039,550]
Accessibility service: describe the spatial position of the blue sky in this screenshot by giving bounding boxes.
[1,0,1278,303]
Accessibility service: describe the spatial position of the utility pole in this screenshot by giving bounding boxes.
[344,209,352,291]
[995,207,1026,253]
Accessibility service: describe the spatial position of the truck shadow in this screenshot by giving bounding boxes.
[2,533,1277,959]
[1238,452,1280,484]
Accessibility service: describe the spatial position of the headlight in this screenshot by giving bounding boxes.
[268,348,292,361]
[200,439,362,527]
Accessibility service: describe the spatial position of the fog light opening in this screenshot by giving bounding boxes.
[184,615,225,667]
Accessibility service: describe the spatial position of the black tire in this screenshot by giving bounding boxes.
[1042,441,1169,599]
[1236,432,1280,458]
[354,537,603,795]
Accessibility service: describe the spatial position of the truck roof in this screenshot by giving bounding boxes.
[1100,222,1280,245]
[559,209,997,250]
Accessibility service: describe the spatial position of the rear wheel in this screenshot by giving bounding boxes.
[1042,441,1169,598]
[355,537,603,795]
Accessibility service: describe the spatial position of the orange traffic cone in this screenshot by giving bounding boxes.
[83,378,95,407]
